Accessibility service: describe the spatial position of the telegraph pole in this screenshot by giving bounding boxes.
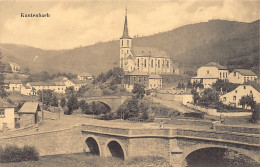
[42,90,44,122]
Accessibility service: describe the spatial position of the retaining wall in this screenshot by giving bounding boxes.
[0,126,84,156]
[186,103,252,117]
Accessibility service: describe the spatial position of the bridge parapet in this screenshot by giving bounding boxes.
[82,124,260,146]
[177,129,260,146]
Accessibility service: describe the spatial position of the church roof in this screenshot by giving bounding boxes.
[233,69,257,76]
[203,62,227,70]
[121,8,131,39]
[132,47,169,58]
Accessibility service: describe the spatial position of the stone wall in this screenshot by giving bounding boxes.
[186,103,251,117]
[0,126,84,156]
[154,118,212,126]
[128,138,170,161]
[215,124,260,135]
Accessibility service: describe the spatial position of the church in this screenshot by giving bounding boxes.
[121,8,173,92]
[120,8,173,74]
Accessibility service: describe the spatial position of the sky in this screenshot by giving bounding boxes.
[0,0,259,50]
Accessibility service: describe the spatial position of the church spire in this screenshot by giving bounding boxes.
[121,7,130,39]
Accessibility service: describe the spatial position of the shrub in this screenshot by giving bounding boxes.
[184,112,204,119]
[0,145,38,163]
[21,145,39,161]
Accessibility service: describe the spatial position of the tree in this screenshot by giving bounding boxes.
[79,100,86,111]
[37,90,54,106]
[132,83,145,99]
[212,79,238,93]
[65,86,75,98]
[191,88,200,104]
[239,95,256,110]
[199,88,219,106]
[67,95,78,114]
[60,97,66,108]
[0,52,9,99]
[251,104,260,123]
[50,95,58,107]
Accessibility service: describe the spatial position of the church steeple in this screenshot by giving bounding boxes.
[121,7,130,39]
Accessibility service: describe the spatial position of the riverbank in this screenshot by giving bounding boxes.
[0,153,169,167]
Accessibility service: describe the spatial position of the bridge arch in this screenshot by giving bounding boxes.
[105,139,126,160]
[180,144,259,166]
[85,136,101,156]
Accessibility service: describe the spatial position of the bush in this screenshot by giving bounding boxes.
[0,145,38,163]
[184,112,204,119]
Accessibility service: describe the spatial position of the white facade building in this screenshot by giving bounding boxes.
[0,99,15,130]
[220,85,260,108]
[228,69,257,84]
[191,62,229,88]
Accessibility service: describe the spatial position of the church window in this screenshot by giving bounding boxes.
[158,60,160,68]
[122,40,123,46]
[137,59,140,67]
[121,50,123,54]
[233,96,236,101]
[133,77,136,82]
[127,40,129,47]
[151,60,153,68]
[162,60,164,66]
[166,61,169,68]
[144,59,147,67]
[138,77,141,82]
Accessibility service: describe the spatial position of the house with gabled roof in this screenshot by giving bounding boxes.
[18,102,41,127]
[191,62,229,88]
[123,70,162,92]
[220,85,260,109]
[8,62,20,73]
[78,72,94,80]
[228,69,258,84]
[4,79,22,92]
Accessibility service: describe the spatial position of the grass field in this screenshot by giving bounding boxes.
[0,153,169,167]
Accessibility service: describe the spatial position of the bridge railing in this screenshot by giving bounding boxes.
[81,124,260,146]
[177,129,260,145]
[81,124,130,136]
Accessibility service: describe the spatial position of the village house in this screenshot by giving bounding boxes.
[191,62,229,88]
[119,8,173,75]
[26,80,67,94]
[4,80,22,92]
[0,99,15,131]
[149,74,163,90]
[8,62,20,73]
[123,70,149,92]
[65,79,87,91]
[18,102,41,128]
[123,70,163,92]
[21,85,36,96]
[228,69,258,84]
[78,72,94,80]
[220,85,260,109]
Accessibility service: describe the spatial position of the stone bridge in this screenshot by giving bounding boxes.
[81,124,260,167]
[84,95,131,111]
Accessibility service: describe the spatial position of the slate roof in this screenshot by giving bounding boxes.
[18,102,40,114]
[121,8,130,39]
[233,69,257,76]
[70,79,86,85]
[4,80,22,84]
[203,62,227,70]
[0,99,14,108]
[125,70,149,76]
[132,47,169,58]
[78,72,93,77]
[149,74,162,79]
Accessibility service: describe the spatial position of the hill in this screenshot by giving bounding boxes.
[0,19,259,76]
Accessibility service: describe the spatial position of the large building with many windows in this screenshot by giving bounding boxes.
[119,8,172,75]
